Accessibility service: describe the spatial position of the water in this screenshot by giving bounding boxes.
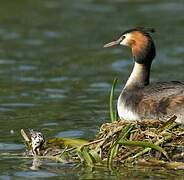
[0,0,184,179]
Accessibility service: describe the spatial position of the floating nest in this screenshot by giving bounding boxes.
[21,115,184,170]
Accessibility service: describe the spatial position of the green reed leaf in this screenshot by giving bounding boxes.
[109,78,118,122]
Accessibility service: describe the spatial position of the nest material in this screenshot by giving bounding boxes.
[90,117,184,164]
[21,116,184,169]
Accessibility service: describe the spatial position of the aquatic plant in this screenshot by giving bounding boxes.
[109,78,118,122]
[18,79,184,170]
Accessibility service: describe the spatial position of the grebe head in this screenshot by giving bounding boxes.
[104,27,156,65]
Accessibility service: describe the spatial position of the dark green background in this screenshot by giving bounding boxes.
[0,0,183,179]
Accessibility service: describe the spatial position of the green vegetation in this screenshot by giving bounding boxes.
[19,79,184,170]
[109,78,118,122]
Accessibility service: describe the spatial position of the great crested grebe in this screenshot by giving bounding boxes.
[104,27,184,123]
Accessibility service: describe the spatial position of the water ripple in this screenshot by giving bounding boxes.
[89,82,111,92]
[56,130,84,138]
[0,59,16,65]
[112,59,131,71]
[0,143,24,151]
[44,88,66,99]
[17,77,44,83]
[0,103,34,108]
[15,171,57,178]
[18,65,37,71]
[49,77,68,82]
[140,2,184,12]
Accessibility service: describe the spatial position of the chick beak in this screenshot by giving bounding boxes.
[104,38,121,48]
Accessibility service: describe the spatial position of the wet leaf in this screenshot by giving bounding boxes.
[109,78,118,122]
[77,147,94,167]
[47,138,88,148]
[89,150,102,164]
[118,140,168,159]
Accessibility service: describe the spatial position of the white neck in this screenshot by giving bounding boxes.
[124,62,150,90]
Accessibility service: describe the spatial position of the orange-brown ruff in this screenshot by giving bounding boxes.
[104,27,184,123]
[131,32,148,58]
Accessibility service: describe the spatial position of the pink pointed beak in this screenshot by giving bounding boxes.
[104,38,122,48]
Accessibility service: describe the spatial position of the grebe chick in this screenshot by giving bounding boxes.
[104,27,184,123]
[29,129,45,155]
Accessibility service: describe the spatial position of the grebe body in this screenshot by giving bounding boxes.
[118,80,184,123]
[104,27,184,123]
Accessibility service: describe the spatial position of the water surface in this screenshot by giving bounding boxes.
[0,0,184,179]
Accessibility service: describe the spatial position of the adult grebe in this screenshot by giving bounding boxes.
[104,27,184,123]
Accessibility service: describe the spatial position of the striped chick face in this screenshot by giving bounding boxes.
[29,129,45,155]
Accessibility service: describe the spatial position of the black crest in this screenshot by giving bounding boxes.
[121,27,155,37]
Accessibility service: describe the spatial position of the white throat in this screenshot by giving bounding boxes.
[124,62,150,89]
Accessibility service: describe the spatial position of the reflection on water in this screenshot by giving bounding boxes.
[0,143,24,151]
[0,0,183,179]
[15,171,57,178]
[56,130,84,138]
